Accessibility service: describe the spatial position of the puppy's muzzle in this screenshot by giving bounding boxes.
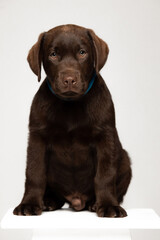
[59,70,80,93]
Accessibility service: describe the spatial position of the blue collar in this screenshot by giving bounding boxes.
[47,71,96,101]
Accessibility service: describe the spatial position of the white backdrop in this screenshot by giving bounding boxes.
[0,0,160,239]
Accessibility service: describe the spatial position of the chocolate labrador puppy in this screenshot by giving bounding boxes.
[13,24,132,217]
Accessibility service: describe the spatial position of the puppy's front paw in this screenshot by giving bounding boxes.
[13,203,42,216]
[96,205,127,218]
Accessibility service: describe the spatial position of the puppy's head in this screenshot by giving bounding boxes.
[27,24,109,100]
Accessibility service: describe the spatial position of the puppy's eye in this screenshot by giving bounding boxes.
[50,51,57,57]
[79,49,86,55]
[52,52,57,56]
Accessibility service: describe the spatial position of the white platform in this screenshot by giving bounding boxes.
[1,208,160,240]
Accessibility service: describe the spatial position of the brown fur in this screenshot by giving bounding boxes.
[13,24,132,217]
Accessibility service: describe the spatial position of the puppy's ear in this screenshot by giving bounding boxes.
[88,29,109,72]
[27,32,45,82]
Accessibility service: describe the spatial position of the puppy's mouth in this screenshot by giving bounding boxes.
[59,90,84,100]
[50,86,85,100]
[62,91,78,97]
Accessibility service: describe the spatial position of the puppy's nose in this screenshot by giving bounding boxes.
[63,76,77,86]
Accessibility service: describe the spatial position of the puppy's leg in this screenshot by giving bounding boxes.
[116,149,132,204]
[13,134,46,216]
[43,187,65,211]
[95,128,127,218]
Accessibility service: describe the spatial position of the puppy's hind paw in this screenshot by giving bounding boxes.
[43,198,64,211]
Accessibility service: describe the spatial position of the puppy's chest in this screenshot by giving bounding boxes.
[45,114,97,194]
[46,118,96,167]
[45,114,95,145]
[47,140,96,195]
